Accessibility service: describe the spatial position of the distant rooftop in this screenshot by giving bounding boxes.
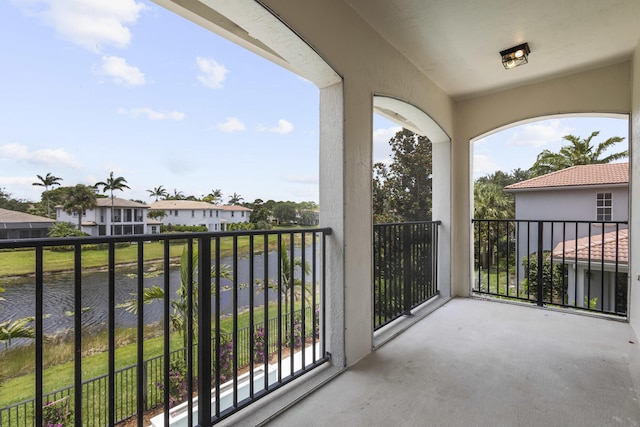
[0,208,55,224]
[95,197,149,208]
[150,200,251,211]
[505,163,628,191]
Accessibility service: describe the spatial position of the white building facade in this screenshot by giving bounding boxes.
[149,200,251,231]
[56,197,150,236]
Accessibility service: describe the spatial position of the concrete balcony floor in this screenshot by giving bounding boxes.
[269,298,640,426]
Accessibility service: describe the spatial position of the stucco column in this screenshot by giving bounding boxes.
[320,80,374,367]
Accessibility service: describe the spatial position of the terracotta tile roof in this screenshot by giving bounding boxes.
[219,205,252,212]
[551,228,628,265]
[0,208,56,224]
[505,163,628,191]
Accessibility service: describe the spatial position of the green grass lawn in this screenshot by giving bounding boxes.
[0,233,311,277]
[0,301,317,408]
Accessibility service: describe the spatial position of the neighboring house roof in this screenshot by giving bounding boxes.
[147,219,164,225]
[219,205,252,212]
[150,200,251,211]
[505,163,628,192]
[0,208,56,224]
[551,228,628,266]
[151,200,217,210]
[95,198,149,208]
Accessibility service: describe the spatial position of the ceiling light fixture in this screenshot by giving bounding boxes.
[500,43,530,69]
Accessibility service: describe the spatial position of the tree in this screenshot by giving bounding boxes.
[119,246,232,348]
[0,287,36,348]
[167,189,185,200]
[530,131,627,176]
[0,188,29,212]
[228,192,244,205]
[32,173,62,218]
[372,128,432,223]
[473,169,531,220]
[273,201,297,224]
[48,221,89,237]
[248,199,272,228]
[61,185,97,230]
[95,172,130,235]
[147,209,167,220]
[147,185,168,201]
[257,241,312,308]
[203,189,223,204]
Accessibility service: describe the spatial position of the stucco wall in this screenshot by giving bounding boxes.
[629,41,640,332]
[514,187,629,222]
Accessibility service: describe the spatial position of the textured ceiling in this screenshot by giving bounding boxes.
[344,0,640,99]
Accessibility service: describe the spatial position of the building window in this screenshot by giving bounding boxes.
[174,210,178,216]
[241,211,245,217]
[596,192,612,221]
[203,210,206,217]
[210,210,213,217]
[216,210,219,217]
[191,210,195,218]
[231,211,235,217]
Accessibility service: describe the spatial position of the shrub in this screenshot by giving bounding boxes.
[156,358,187,408]
[521,251,566,303]
[253,326,267,364]
[43,397,72,426]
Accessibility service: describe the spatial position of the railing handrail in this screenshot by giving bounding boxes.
[0,227,332,249]
[374,220,441,227]
[472,218,628,225]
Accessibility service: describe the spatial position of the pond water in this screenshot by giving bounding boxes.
[0,247,318,348]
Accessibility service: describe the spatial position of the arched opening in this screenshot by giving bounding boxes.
[471,114,629,316]
[372,95,451,341]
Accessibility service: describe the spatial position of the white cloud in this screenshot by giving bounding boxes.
[20,0,146,52]
[217,117,245,133]
[118,107,185,121]
[196,57,228,89]
[473,153,501,177]
[99,55,145,86]
[0,143,81,168]
[373,125,402,163]
[505,120,570,147]
[260,119,294,134]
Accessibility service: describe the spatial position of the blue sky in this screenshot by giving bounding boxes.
[0,1,629,205]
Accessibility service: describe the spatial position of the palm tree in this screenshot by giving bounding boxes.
[118,246,232,348]
[530,131,627,176]
[62,185,97,230]
[147,185,168,201]
[204,189,223,204]
[228,192,244,205]
[169,189,185,200]
[95,172,130,235]
[32,173,62,218]
[257,241,312,308]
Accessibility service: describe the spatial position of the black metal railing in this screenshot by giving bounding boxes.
[472,219,628,316]
[0,228,330,426]
[0,306,316,427]
[373,221,440,330]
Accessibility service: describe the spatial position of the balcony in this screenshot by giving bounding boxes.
[266,297,640,426]
[0,219,636,426]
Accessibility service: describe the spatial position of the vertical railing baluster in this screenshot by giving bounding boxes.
[289,233,295,377]
[162,239,170,426]
[232,234,239,408]
[108,242,115,427]
[536,221,544,306]
[35,245,43,427]
[249,234,255,398]
[402,223,411,314]
[187,238,194,427]
[74,243,83,426]
[198,237,212,426]
[263,233,269,391]
[136,242,144,427]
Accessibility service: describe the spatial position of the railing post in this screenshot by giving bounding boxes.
[403,223,412,315]
[198,237,212,426]
[537,221,544,307]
